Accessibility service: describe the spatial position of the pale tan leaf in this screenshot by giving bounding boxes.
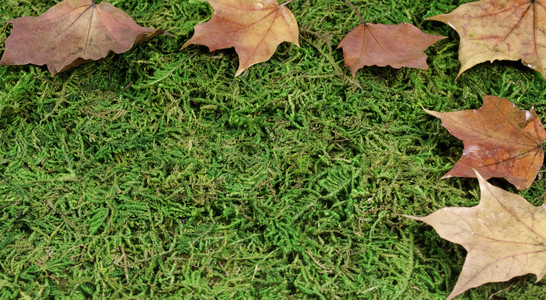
[407,171,546,299]
[428,0,546,78]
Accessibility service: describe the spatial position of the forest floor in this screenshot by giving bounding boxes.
[1,0,545,298]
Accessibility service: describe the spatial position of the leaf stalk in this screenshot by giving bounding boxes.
[343,0,365,25]
[280,0,295,6]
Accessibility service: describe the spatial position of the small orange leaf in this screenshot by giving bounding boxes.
[425,95,546,190]
[336,23,445,76]
[428,0,546,79]
[0,0,164,76]
[182,0,299,76]
[407,171,546,299]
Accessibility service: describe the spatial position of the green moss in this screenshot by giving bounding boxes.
[1,0,545,299]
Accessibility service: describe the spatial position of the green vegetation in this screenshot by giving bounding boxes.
[1,0,545,298]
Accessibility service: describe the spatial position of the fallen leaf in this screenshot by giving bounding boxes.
[406,171,546,300]
[425,95,546,190]
[428,0,546,79]
[336,23,445,76]
[181,0,299,76]
[0,0,165,76]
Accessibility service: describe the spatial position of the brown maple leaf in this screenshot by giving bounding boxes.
[181,0,299,76]
[425,95,546,190]
[406,171,546,300]
[336,23,445,76]
[0,0,164,76]
[428,0,546,79]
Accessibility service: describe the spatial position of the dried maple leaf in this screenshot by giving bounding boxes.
[0,0,164,76]
[406,171,546,300]
[428,0,546,79]
[336,23,445,76]
[181,0,299,76]
[425,95,546,190]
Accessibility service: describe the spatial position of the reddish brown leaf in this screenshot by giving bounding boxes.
[0,0,164,75]
[425,95,546,190]
[336,23,445,76]
[428,0,546,79]
[407,171,546,300]
[181,0,299,76]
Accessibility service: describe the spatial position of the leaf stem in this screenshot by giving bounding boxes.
[280,0,295,6]
[343,0,365,25]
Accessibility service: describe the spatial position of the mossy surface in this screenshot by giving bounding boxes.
[1,0,545,298]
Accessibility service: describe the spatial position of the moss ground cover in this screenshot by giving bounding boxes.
[1,0,545,298]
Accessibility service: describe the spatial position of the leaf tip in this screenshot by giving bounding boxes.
[180,41,191,51]
[423,107,440,118]
[234,67,245,77]
[401,214,416,219]
[402,214,426,222]
[446,292,458,300]
[473,169,493,191]
[440,173,453,179]
[455,70,463,80]
[472,169,484,182]
[425,14,447,23]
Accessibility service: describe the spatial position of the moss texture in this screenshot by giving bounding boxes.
[1,0,545,298]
